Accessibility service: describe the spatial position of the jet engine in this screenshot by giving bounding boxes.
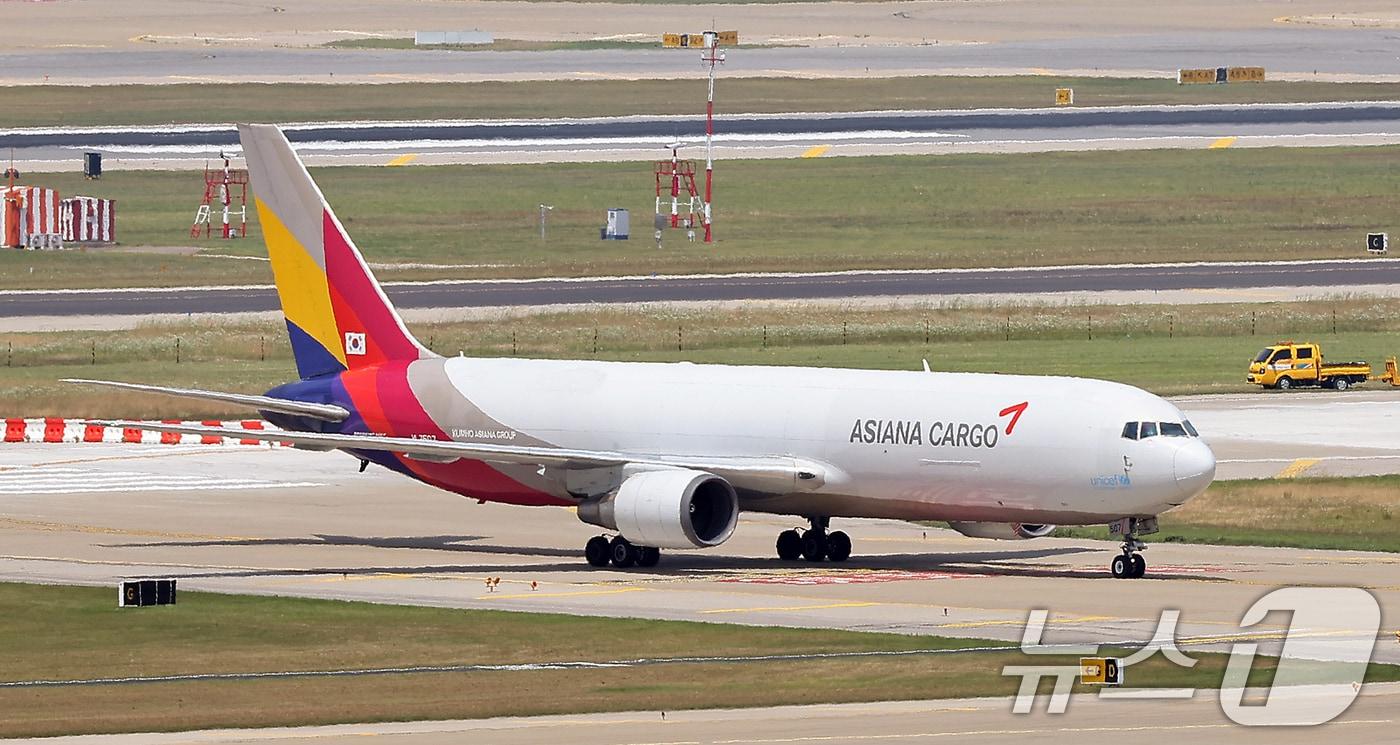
[947,522,1056,540]
[577,469,739,549]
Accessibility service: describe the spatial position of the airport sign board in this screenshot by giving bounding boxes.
[662,30,738,48]
[1079,657,1123,686]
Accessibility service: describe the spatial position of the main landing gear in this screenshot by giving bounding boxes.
[776,517,851,562]
[1108,516,1155,579]
[585,535,660,569]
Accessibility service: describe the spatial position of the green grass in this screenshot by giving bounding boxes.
[1055,475,1400,553]
[9,145,1400,289]
[5,299,1398,417]
[4,77,1400,128]
[1,582,1392,737]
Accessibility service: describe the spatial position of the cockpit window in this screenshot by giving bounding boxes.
[1124,420,1198,439]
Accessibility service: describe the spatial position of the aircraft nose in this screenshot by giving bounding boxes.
[1173,441,1216,498]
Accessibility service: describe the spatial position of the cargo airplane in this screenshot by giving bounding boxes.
[73,124,1216,579]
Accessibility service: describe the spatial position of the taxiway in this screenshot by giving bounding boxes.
[1,387,1397,665]
[6,260,1399,320]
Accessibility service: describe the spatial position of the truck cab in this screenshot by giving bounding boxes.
[1247,341,1370,391]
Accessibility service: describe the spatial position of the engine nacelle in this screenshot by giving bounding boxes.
[577,469,739,549]
[948,521,1056,540]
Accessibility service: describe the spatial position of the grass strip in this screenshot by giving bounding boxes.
[8,146,1400,289]
[1055,475,1400,553]
[4,298,1398,416]
[0,582,1392,737]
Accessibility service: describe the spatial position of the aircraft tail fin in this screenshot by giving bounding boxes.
[237,123,434,379]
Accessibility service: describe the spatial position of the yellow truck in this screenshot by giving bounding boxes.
[1247,341,1373,390]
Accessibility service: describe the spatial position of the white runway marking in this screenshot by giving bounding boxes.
[0,465,322,494]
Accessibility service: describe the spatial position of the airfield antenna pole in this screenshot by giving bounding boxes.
[220,152,232,240]
[538,203,553,242]
[670,142,681,228]
[700,31,725,244]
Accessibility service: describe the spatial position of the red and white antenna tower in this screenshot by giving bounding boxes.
[655,141,699,230]
[191,153,249,239]
[699,31,724,244]
[661,29,735,244]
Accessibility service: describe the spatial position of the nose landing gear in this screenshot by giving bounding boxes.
[1108,516,1156,579]
[776,517,851,562]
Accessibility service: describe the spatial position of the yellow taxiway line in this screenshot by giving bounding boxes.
[1276,457,1319,478]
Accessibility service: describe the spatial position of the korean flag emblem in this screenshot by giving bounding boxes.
[344,332,367,356]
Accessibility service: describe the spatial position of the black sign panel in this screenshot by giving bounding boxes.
[1368,233,1388,254]
[120,579,178,607]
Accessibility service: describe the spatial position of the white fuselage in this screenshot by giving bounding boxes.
[421,357,1215,525]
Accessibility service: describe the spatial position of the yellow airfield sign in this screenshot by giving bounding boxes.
[1079,657,1123,686]
[662,30,739,48]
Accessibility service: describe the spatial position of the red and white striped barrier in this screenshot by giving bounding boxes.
[2,418,289,447]
[2,186,61,249]
[60,196,116,244]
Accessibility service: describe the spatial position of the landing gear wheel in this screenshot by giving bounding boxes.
[1130,554,1146,579]
[801,530,828,562]
[636,546,661,568]
[1334,377,1351,391]
[776,529,803,561]
[585,535,611,567]
[1111,554,1130,579]
[826,531,852,562]
[1276,376,1293,390]
[609,536,637,568]
[1108,516,1154,579]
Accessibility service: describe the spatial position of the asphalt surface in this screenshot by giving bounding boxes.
[3,384,1400,658]
[6,27,1400,85]
[8,102,1400,151]
[6,260,1399,318]
[15,690,1400,745]
[5,387,1400,742]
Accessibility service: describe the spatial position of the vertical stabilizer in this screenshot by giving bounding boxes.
[238,123,434,379]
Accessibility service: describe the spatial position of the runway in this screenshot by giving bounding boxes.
[5,260,1399,319]
[10,102,1400,170]
[13,688,1400,745]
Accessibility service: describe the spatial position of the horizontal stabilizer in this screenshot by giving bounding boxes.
[63,379,349,422]
[91,420,828,495]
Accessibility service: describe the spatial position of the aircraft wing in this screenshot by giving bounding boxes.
[91,420,827,494]
[64,379,349,422]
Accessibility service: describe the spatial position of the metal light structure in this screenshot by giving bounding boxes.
[539,203,554,242]
[190,153,248,240]
[699,32,723,244]
[662,30,736,244]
